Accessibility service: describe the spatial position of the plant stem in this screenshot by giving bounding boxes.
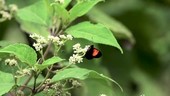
[43,43,52,58]
[19,73,33,91]
[35,65,54,92]
[32,73,38,92]
[63,86,74,91]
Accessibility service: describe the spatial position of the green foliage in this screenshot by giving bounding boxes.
[0,43,37,66]
[87,8,135,44]
[52,3,69,25]
[52,67,121,90]
[66,21,123,53]
[0,71,14,96]
[69,0,103,22]
[1,0,146,95]
[36,56,64,70]
[16,1,51,26]
[16,1,51,37]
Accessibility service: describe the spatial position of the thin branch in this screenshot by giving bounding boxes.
[35,65,54,92]
[19,73,33,91]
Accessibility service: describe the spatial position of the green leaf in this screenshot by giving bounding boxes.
[0,41,14,48]
[73,65,117,96]
[0,43,37,66]
[62,0,72,8]
[15,0,51,37]
[66,21,123,53]
[69,0,103,22]
[0,71,14,96]
[52,68,122,91]
[16,1,51,26]
[19,21,49,37]
[87,8,135,44]
[52,3,69,25]
[36,56,64,70]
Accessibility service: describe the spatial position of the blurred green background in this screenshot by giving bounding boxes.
[1,0,170,96]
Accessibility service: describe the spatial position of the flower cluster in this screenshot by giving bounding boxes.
[5,58,18,66]
[69,79,81,88]
[41,79,71,95]
[15,68,31,78]
[69,43,90,64]
[48,34,73,46]
[100,94,107,96]
[30,33,48,51]
[0,0,18,22]
[30,33,73,51]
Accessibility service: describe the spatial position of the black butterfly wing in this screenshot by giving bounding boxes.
[84,45,102,60]
[84,45,94,60]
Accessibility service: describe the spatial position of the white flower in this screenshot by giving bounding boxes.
[76,56,83,63]
[84,45,90,51]
[69,44,90,64]
[22,69,31,75]
[30,33,47,44]
[69,55,76,64]
[58,41,64,45]
[73,43,90,54]
[48,35,54,41]
[30,33,48,51]
[0,11,12,20]
[73,43,81,50]
[48,35,60,43]
[66,34,73,40]
[16,68,31,77]
[53,37,60,42]
[5,59,10,65]
[59,35,67,39]
[5,58,18,66]
[33,43,43,51]
[100,94,107,96]
[30,33,40,39]
[69,54,83,64]
[9,4,18,12]
[9,59,18,66]
[37,36,47,44]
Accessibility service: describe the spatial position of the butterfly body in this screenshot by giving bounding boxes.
[85,45,102,60]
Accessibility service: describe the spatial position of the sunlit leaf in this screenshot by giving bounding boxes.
[36,56,64,70]
[16,1,51,26]
[87,8,135,44]
[66,21,123,53]
[0,71,14,96]
[0,43,37,66]
[69,0,103,22]
[52,68,122,91]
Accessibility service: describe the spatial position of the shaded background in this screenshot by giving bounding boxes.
[1,0,170,96]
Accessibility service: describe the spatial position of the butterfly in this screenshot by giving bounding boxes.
[85,45,102,60]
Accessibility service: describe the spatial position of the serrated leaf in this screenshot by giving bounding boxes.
[36,56,64,70]
[66,21,123,53]
[0,71,14,96]
[69,0,103,22]
[52,68,122,91]
[0,43,37,66]
[16,1,51,26]
[87,8,135,44]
